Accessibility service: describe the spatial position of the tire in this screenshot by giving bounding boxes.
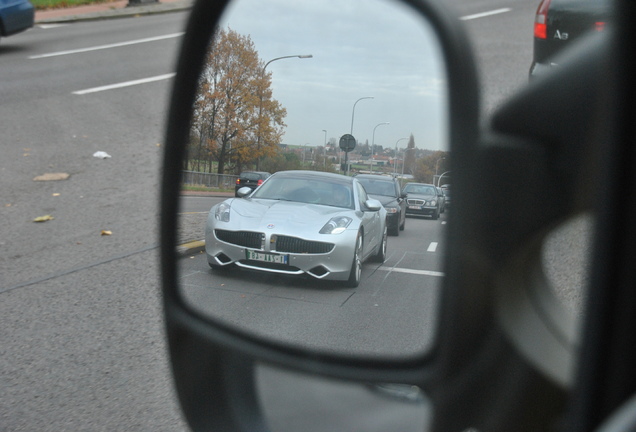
[345,232,363,287]
[372,226,388,263]
[389,223,399,236]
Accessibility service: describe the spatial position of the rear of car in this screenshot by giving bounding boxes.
[234,171,271,196]
[0,0,34,38]
[530,0,610,78]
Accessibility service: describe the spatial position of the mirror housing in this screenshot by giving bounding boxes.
[161,0,482,429]
[364,199,383,212]
[236,186,252,197]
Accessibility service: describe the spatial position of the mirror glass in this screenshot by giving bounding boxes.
[177,0,448,359]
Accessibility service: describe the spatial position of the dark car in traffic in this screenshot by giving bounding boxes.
[402,182,441,220]
[436,187,446,213]
[234,171,271,196]
[530,0,611,77]
[0,0,34,40]
[354,174,406,236]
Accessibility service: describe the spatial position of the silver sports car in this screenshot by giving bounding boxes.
[205,170,387,287]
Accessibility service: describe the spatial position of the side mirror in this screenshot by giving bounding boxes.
[365,198,383,212]
[236,186,252,197]
[160,0,484,429]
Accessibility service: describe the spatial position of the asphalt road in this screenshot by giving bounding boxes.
[1,1,591,431]
[1,11,190,432]
[179,195,446,358]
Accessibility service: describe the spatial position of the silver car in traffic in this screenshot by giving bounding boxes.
[205,170,387,287]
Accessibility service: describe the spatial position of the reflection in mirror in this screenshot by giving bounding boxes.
[177,0,448,359]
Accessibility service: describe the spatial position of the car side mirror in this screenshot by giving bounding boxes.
[161,0,481,429]
[365,199,383,212]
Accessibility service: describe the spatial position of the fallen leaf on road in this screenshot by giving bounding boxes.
[52,193,61,197]
[33,173,70,181]
[101,230,113,236]
[33,215,54,223]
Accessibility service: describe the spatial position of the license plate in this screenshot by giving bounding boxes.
[246,250,288,264]
[408,205,422,210]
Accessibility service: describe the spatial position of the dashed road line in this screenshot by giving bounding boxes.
[379,266,445,278]
[73,73,175,95]
[29,32,184,59]
[460,8,511,21]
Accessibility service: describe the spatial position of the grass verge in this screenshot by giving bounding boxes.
[31,0,119,10]
[182,184,233,194]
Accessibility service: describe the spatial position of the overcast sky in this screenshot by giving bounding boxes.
[217,0,449,152]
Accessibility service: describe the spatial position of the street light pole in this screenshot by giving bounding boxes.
[322,130,327,170]
[437,171,451,187]
[434,157,446,184]
[371,122,389,173]
[350,96,374,134]
[393,137,407,176]
[256,54,313,170]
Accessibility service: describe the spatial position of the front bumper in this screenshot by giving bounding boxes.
[405,204,437,216]
[205,226,357,281]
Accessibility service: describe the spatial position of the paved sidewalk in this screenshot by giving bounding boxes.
[35,0,193,24]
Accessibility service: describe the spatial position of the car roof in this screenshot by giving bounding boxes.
[404,182,435,186]
[271,170,353,185]
[354,174,396,182]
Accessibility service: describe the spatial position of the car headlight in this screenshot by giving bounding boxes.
[215,202,231,222]
[430,200,437,206]
[320,216,352,234]
[385,207,398,214]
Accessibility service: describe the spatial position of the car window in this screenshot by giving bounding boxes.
[357,178,397,197]
[241,172,265,180]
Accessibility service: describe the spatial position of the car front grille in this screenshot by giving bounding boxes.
[407,199,425,206]
[215,230,263,249]
[274,235,334,254]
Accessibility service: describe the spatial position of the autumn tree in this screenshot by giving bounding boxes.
[190,27,286,174]
[413,150,449,184]
[402,134,417,176]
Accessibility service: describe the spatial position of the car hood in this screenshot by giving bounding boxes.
[405,193,436,200]
[225,198,355,232]
[368,194,398,207]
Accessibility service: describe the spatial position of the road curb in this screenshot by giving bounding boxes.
[177,239,205,256]
[35,0,193,24]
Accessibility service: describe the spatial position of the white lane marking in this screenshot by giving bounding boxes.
[38,24,69,29]
[427,242,438,252]
[379,266,445,277]
[29,32,184,59]
[460,8,511,21]
[73,73,175,95]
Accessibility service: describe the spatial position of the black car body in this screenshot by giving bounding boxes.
[234,171,270,196]
[354,174,406,236]
[441,187,450,209]
[436,186,446,213]
[402,182,440,220]
[530,0,611,77]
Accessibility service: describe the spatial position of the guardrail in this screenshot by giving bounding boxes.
[182,171,238,188]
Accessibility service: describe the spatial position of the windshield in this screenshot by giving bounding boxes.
[251,176,355,209]
[356,179,397,197]
[403,184,436,195]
